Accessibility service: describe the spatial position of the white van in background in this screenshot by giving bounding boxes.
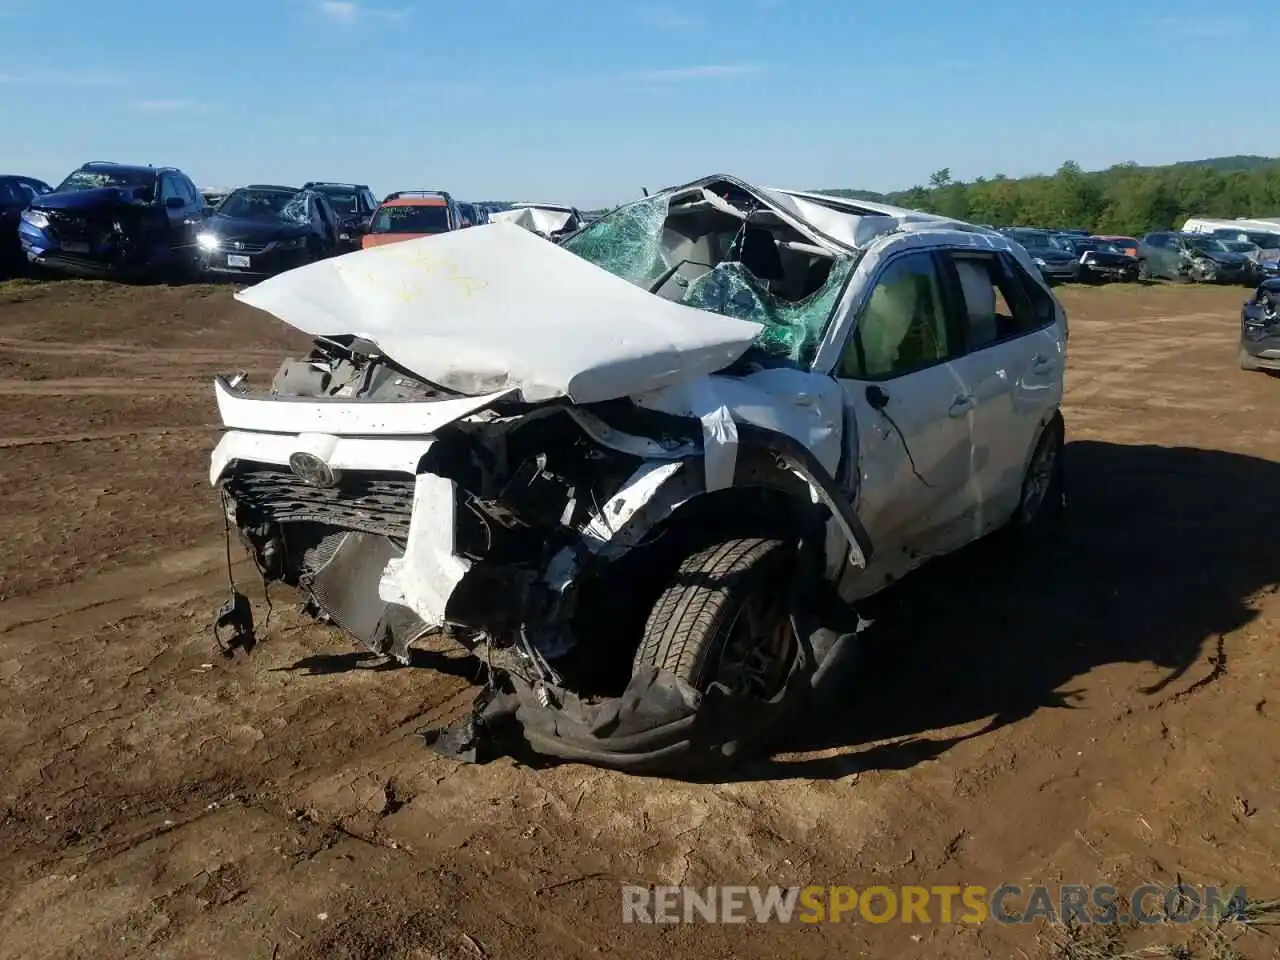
[1182,216,1280,237]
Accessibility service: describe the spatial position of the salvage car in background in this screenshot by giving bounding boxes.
[196,185,342,281]
[488,202,585,240]
[1095,235,1139,258]
[1212,229,1280,280]
[208,175,1067,772]
[0,174,52,276]
[1241,278,1280,373]
[18,162,206,279]
[301,181,379,251]
[1001,228,1082,283]
[1138,231,1251,284]
[1060,235,1139,282]
[361,190,460,249]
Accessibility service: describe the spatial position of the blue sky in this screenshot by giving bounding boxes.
[0,0,1272,208]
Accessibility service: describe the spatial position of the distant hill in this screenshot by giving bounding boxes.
[817,155,1280,203]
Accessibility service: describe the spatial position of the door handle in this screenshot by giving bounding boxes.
[1032,354,1055,373]
[948,395,976,417]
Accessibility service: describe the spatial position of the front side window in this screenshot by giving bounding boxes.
[839,251,953,379]
[159,176,184,203]
[320,188,358,216]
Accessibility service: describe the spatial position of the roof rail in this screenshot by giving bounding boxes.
[383,189,454,204]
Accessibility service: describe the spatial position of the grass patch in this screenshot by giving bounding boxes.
[1041,896,1280,960]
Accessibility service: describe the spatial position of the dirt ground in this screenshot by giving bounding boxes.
[0,276,1277,960]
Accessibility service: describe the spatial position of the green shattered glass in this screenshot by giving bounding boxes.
[560,195,671,286]
[561,193,852,365]
[679,258,854,364]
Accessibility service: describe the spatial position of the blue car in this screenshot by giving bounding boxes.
[0,174,52,275]
[19,161,208,279]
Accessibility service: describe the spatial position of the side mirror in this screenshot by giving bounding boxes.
[165,196,184,210]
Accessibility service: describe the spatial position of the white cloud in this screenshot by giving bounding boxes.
[317,1,407,23]
[319,0,359,21]
[630,63,766,82]
[634,5,704,30]
[131,99,199,112]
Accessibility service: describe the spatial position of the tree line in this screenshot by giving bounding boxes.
[828,157,1280,237]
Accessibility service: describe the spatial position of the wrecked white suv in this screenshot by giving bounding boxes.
[210,175,1067,771]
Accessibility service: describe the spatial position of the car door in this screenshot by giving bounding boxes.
[157,175,190,253]
[313,196,338,252]
[1157,234,1182,278]
[834,248,975,594]
[940,249,1064,535]
[179,175,205,251]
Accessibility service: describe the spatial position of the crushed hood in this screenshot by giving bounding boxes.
[234,221,764,404]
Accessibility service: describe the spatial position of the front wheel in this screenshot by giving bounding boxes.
[634,538,798,701]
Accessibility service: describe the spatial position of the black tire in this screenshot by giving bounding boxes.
[633,538,796,697]
[1009,415,1066,535]
[1137,260,1151,281]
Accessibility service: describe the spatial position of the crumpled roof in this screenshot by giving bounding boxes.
[488,204,578,235]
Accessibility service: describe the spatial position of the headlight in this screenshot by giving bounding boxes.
[196,232,220,252]
[1033,257,1046,267]
[20,209,49,229]
[338,232,350,241]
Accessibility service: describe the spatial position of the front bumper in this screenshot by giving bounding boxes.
[1242,323,1280,368]
[19,222,128,276]
[1037,261,1080,281]
[199,244,312,280]
[1081,260,1138,281]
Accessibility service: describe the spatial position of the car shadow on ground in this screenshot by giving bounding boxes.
[273,648,484,682]
[735,440,1280,782]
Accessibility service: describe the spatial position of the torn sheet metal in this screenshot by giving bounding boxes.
[688,378,738,492]
[377,473,470,628]
[234,222,764,404]
[633,368,845,476]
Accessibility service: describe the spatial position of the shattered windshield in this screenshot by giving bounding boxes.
[561,189,854,366]
[1187,235,1228,253]
[56,168,156,197]
[217,188,300,220]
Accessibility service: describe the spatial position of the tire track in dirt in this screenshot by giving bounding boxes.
[0,337,283,362]
[0,426,214,449]
[0,379,203,396]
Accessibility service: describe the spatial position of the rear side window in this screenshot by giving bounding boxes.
[943,252,1053,349]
